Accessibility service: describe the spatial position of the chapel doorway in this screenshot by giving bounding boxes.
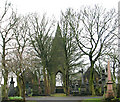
[55,71,64,93]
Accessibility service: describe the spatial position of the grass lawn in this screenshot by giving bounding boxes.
[51,93,66,97]
[9,96,23,100]
[82,98,102,102]
[82,98,120,102]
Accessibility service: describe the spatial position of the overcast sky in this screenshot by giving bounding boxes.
[0,0,119,85]
[1,0,120,19]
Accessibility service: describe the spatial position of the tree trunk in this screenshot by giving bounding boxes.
[2,70,8,100]
[17,76,22,96]
[43,66,48,94]
[64,66,69,96]
[2,39,8,100]
[46,71,51,95]
[38,79,42,94]
[50,73,55,94]
[89,60,96,96]
[21,78,26,102]
[65,74,69,95]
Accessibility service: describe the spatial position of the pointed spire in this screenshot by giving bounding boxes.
[55,23,62,38]
[107,61,112,81]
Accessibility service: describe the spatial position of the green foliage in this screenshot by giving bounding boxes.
[78,88,81,93]
[82,98,102,102]
[51,93,66,97]
[9,96,23,100]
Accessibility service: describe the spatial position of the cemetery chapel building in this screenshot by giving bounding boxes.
[24,24,100,95]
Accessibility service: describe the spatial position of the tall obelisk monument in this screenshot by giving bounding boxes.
[105,61,114,99]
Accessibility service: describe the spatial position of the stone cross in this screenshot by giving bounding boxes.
[105,61,114,99]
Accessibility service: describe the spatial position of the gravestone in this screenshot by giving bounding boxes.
[72,80,79,95]
[101,69,106,95]
[74,81,79,95]
[26,86,32,96]
[98,78,102,95]
[55,86,64,93]
[40,80,45,95]
[86,78,90,95]
[80,69,86,95]
[32,81,39,96]
[8,77,15,96]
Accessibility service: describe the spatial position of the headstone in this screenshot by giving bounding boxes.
[32,82,39,96]
[105,61,114,99]
[8,77,15,96]
[55,86,64,93]
[74,81,79,94]
[98,78,102,95]
[69,80,72,94]
[40,80,45,95]
[71,81,75,94]
[101,69,106,95]
[26,86,32,96]
[86,78,90,95]
[80,69,86,95]
[72,80,79,95]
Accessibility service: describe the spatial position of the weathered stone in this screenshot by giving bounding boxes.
[105,61,114,99]
[101,69,106,95]
[8,77,15,97]
[80,69,86,95]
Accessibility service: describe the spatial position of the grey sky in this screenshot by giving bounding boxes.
[1,0,120,19]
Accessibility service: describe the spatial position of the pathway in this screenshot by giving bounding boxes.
[26,96,103,101]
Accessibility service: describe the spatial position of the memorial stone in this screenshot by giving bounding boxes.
[101,69,106,95]
[86,78,90,95]
[72,80,79,95]
[80,69,86,95]
[8,77,15,96]
[40,80,45,95]
[26,86,32,96]
[105,61,114,99]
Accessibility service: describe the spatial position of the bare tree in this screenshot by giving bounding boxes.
[70,5,117,95]
[7,16,29,101]
[60,8,84,95]
[28,14,55,95]
[0,2,18,99]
